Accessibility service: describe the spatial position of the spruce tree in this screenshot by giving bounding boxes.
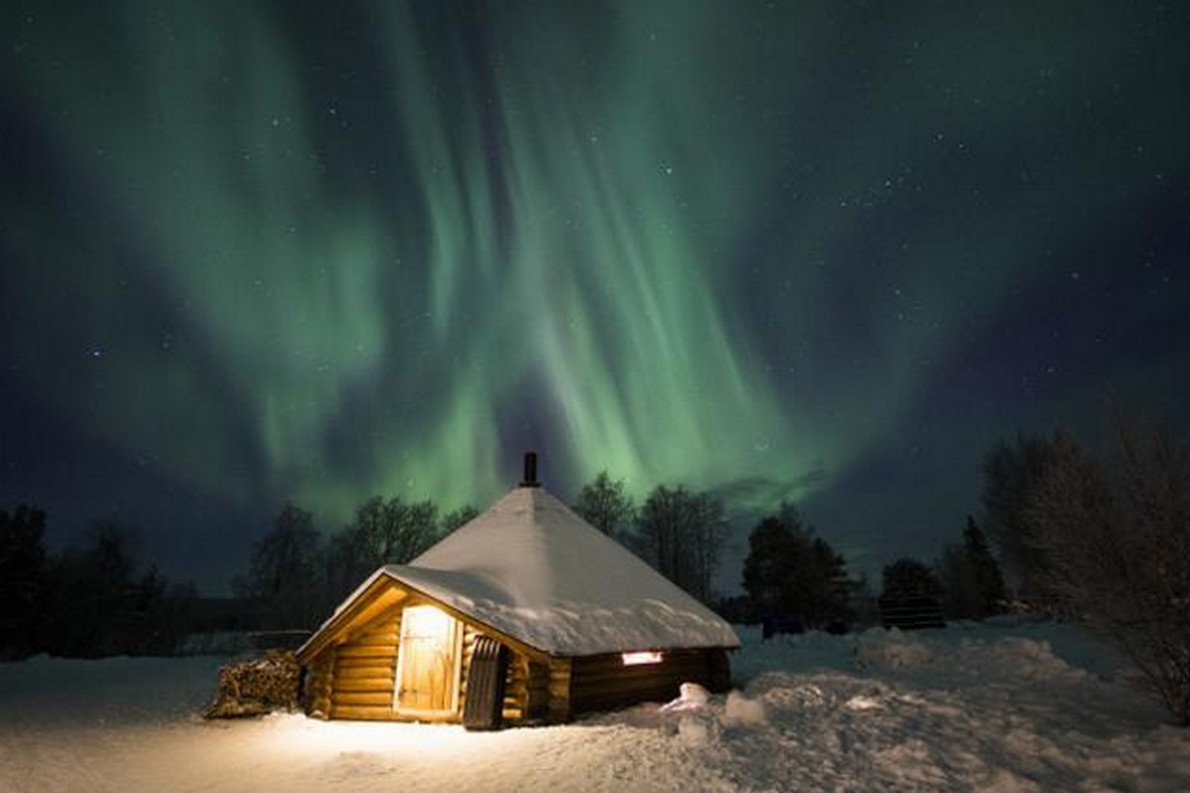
[742,505,856,631]
[963,515,1006,615]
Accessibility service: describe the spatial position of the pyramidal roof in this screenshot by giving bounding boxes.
[356,486,739,656]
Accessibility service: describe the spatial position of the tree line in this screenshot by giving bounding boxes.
[0,508,198,659]
[573,472,1004,632]
[235,477,732,630]
[875,515,1006,621]
[572,472,725,604]
[236,497,479,631]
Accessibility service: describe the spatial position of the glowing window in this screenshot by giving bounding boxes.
[621,651,664,666]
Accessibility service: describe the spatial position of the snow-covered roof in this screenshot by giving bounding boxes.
[320,486,739,657]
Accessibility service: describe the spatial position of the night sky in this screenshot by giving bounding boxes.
[2,1,1188,594]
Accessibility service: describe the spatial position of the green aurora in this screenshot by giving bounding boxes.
[3,2,1188,587]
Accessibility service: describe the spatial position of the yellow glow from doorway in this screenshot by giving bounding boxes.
[621,651,663,666]
[261,714,477,760]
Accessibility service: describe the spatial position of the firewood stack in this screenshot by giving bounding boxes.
[204,649,302,718]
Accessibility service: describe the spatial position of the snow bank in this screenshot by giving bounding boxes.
[853,627,1084,682]
[723,691,766,727]
[855,627,935,669]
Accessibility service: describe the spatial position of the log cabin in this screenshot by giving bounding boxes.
[295,454,739,729]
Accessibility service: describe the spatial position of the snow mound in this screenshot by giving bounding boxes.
[676,714,719,746]
[659,683,721,746]
[855,627,934,669]
[723,691,766,727]
[956,636,1082,680]
[853,628,1084,682]
[659,682,711,713]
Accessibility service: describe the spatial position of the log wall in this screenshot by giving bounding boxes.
[461,625,534,725]
[305,646,336,718]
[548,657,572,723]
[327,609,401,721]
[305,597,734,727]
[525,658,551,722]
[568,648,731,716]
[312,609,536,725]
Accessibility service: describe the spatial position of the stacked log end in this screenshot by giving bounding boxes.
[204,649,302,719]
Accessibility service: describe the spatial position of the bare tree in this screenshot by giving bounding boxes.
[636,485,724,603]
[354,496,439,565]
[243,503,323,630]
[688,491,726,603]
[982,432,1073,603]
[572,471,636,542]
[637,485,686,588]
[324,496,440,603]
[1026,420,1190,725]
[441,504,480,535]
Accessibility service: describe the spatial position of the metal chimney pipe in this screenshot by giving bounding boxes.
[520,451,539,488]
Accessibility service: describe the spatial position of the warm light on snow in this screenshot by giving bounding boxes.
[621,651,663,666]
[259,715,475,759]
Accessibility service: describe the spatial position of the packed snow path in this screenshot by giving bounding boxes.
[2,621,1187,792]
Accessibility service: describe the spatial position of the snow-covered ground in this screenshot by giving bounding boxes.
[1,621,1187,792]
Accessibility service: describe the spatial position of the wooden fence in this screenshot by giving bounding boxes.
[878,597,945,630]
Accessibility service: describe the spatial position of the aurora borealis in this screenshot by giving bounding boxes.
[2,2,1188,591]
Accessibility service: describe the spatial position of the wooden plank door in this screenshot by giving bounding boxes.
[395,605,460,715]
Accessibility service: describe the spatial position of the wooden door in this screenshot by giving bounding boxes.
[395,605,460,715]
